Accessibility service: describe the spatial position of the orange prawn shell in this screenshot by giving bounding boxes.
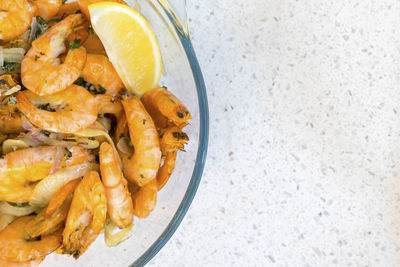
[77,0,127,19]
[99,142,133,228]
[33,0,62,20]
[121,96,161,186]
[45,178,80,217]
[141,87,192,127]
[17,85,98,134]
[0,216,62,262]
[21,14,87,96]
[0,104,24,134]
[63,171,106,257]
[81,54,124,96]
[129,179,157,218]
[0,0,36,41]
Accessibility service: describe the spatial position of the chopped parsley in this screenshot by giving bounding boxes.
[8,96,17,104]
[38,103,55,112]
[110,98,115,103]
[162,86,168,89]
[40,130,51,137]
[35,55,40,61]
[97,85,106,94]
[26,235,42,242]
[88,137,96,140]
[8,202,29,207]
[36,16,47,25]
[47,17,61,23]
[143,119,146,125]
[64,147,72,158]
[74,78,87,88]
[69,39,81,49]
[1,62,17,72]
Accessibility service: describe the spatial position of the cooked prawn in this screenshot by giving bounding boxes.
[0,216,62,262]
[56,1,80,18]
[63,171,106,258]
[32,0,62,20]
[141,87,192,128]
[45,178,80,217]
[128,179,157,218]
[81,54,124,96]
[77,0,127,19]
[0,0,36,41]
[0,145,92,203]
[96,94,124,118]
[17,84,98,134]
[24,194,72,239]
[0,104,23,134]
[82,32,106,56]
[99,142,133,228]
[159,126,189,154]
[121,96,161,186]
[157,151,177,190]
[63,145,95,167]
[21,14,87,96]
[156,127,188,190]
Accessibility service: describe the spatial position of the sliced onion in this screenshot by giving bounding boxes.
[22,121,33,130]
[117,137,132,155]
[0,202,37,216]
[77,138,99,149]
[104,220,133,247]
[2,139,29,154]
[4,85,21,96]
[30,162,99,207]
[32,132,78,147]
[0,214,15,232]
[74,129,122,167]
[28,17,38,43]
[49,146,63,174]
[3,48,25,63]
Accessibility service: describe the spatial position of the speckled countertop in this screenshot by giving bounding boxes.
[149,1,400,266]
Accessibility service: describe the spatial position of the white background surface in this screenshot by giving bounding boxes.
[149,0,400,266]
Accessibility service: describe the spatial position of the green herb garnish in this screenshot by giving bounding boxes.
[97,85,106,94]
[65,147,72,158]
[69,39,81,49]
[8,202,29,207]
[1,62,17,72]
[8,96,17,104]
[40,130,51,137]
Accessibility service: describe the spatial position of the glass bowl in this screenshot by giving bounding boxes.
[42,0,209,266]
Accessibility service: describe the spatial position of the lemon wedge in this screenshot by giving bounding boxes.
[89,2,162,94]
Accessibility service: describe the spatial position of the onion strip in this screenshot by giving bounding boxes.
[0,214,15,232]
[0,202,37,216]
[30,162,99,207]
[104,220,133,247]
[74,129,122,166]
[2,139,29,154]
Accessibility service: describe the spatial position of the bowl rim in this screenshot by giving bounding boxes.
[131,3,209,267]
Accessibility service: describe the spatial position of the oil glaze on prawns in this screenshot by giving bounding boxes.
[21,14,87,96]
[121,96,161,186]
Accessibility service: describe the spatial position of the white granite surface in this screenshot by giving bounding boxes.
[149,0,400,266]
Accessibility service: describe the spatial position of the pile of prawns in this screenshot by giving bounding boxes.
[0,0,191,265]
